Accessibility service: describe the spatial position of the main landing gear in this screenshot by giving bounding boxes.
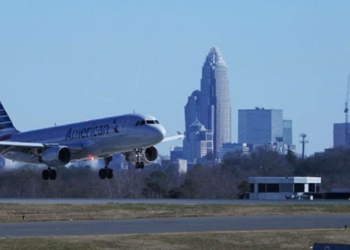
[42,167,57,180]
[99,156,114,180]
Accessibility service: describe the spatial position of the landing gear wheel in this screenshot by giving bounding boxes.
[49,170,57,180]
[135,162,144,169]
[42,168,57,180]
[42,169,49,180]
[107,169,113,179]
[99,169,107,179]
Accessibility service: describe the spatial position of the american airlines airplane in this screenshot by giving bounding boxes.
[0,101,183,180]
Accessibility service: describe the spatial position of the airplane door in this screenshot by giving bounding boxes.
[118,118,128,135]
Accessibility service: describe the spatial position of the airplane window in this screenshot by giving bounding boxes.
[140,120,145,125]
[146,120,155,124]
[155,120,159,124]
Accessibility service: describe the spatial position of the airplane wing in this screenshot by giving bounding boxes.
[0,141,84,153]
[0,141,46,155]
[162,134,185,142]
[0,141,45,149]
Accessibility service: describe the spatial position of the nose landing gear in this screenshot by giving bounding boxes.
[135,161,145,169]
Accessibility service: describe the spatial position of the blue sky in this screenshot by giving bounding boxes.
[1,1,350,156]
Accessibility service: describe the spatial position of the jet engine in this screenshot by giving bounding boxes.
[125,146,158,165]
[40,146,71,167]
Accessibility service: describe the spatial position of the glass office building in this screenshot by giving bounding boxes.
[238,108,284,146]
[333,123,348,147]
[283,120,293,146]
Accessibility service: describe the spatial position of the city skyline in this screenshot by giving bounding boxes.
[1,2,350,157]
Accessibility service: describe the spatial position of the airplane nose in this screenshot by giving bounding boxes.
[157,125,166,141]
[146,123,166,144]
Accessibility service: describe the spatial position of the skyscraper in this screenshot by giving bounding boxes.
[184,47,231,160]
[238,108,284,146]
[283,120,293,146]
[184,90,200,132]
[333,123,348,147]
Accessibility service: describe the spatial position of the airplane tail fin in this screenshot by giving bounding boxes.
[0,102,19,140]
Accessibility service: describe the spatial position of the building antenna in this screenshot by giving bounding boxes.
[299,133,308,159]
[344,74,350,146]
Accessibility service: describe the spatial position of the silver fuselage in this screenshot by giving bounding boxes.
[2,113,165,164]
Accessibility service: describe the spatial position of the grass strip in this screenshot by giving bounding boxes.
[0,203,349,222]
[1,229,350,250]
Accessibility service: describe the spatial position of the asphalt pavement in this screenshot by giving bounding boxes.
[0,214,349,238]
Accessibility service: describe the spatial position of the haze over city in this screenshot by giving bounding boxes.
[1,1,350,157]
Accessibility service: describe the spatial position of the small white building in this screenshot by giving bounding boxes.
[249,176,321,200]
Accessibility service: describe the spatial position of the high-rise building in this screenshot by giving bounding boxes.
[333,123,348,147]
[238,108,284,146]
[283,120,293,146]
[184,90,200,132]
[184,47,231,160]
[183,120,213,163]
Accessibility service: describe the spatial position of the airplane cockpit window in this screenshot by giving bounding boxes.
[136,120,159,126]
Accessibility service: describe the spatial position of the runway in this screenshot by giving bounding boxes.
[1,214,350,238]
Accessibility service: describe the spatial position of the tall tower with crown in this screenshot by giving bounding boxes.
[184,47,231,160]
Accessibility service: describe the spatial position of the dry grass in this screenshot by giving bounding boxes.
[0,203,349,222]
[1,203,350,249]
[0,229,350,250]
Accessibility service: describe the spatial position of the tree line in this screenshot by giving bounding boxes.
[1,147,350,198]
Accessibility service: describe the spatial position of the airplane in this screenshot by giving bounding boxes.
[0,101,184,180]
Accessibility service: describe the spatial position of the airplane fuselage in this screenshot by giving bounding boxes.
[3,113,165,164]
